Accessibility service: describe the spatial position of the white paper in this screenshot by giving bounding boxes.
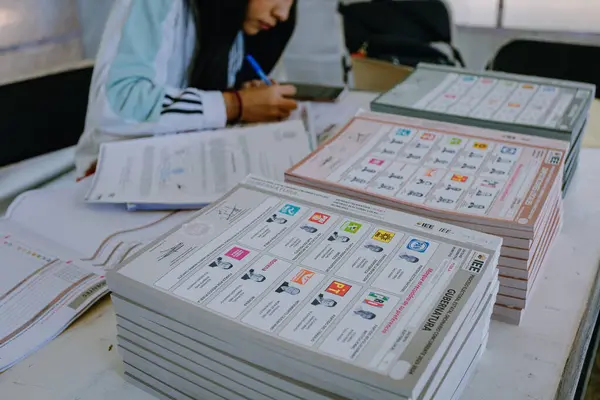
[0,181,193,372]
[7,182,191,267]
[86,120,312,206]
[309,101,363,143]
[0,219,106,372]
[289,102,317,150]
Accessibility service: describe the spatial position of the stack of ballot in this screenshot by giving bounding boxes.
[370,63,595,195]
[108,176,501,400]
[285,110,568,324]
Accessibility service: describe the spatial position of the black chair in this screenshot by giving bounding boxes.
[487,39,600,98]
[339,0,465,67]
[0,63,93,168]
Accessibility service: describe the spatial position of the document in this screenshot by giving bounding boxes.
[85,121,312,208]
[0,218,107,372]
[0,182,191,372]
[308,101,364,143]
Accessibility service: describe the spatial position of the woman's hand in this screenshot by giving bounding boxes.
[242,79,277,89]
[224,84,297,123]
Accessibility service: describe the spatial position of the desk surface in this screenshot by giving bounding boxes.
[1,95,600,400]
[0,146,75,202]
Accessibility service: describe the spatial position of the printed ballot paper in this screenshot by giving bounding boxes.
[370,63,594,194]
[0,182,190,372]
[85,120,312,210]
[285,110,567,324]
[108,175,501,400]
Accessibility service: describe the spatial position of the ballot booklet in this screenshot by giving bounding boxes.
[285,110,567,324]
[108,175,501,400]
[0,182,191,372]
[370,63,594,194]
[85,120,313,210]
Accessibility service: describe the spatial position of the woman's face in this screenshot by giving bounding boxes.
[244,0,293,35]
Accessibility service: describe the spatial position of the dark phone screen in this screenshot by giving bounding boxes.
[284,83,345,101]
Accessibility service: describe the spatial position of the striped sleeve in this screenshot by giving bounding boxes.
[161,88,209,116]
[92,0,226,136]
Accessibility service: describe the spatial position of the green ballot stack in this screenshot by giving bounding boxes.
[371,63,596,195]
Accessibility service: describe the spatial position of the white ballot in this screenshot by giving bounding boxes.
[108,175,502,400]
[85,121,313,210]
[0,182,190,372]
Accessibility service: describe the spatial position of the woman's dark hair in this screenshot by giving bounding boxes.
[185,0,297,91]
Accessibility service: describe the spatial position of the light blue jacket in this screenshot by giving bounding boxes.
[75,0,244,175]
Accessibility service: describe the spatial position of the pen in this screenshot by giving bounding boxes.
[246,54,271,86]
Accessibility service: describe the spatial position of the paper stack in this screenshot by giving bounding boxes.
[371,63,595,195]
[286,111,567,324]
[108,175,501,400]
[85,120,312,211]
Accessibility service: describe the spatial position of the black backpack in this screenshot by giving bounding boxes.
[339,0,466,68]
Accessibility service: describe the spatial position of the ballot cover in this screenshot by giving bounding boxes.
[108,175,501,398]
[85,120,312,207]
[286,110,567,232]
[371,63,594,140]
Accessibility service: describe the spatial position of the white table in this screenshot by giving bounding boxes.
[0,146,75,206]
[1,94,600,400]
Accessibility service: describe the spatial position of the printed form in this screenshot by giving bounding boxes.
[0,219,105,372]
[85,120,312,207]
[0,183,191,372]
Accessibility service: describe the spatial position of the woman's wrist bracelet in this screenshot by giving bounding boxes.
[232,90,243,123]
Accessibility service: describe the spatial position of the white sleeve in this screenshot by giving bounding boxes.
[86,0,227,138]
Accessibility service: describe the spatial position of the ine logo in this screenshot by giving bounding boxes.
[158,242,185,262]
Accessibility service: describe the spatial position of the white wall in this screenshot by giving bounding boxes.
[282,0,348,85]
[503,0,600,33]
[445,0,499,28]
[75,0,113,58]
[0,0,83,83]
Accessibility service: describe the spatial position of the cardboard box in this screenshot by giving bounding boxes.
[351,56,413,92]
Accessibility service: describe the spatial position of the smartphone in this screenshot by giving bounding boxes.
[283,82,346,102]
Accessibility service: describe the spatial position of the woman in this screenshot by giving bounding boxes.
[76,0,298,177]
